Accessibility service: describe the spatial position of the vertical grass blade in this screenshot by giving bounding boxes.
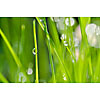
[33,20,39,83]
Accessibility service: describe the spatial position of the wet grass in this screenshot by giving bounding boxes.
[0,17,100,83]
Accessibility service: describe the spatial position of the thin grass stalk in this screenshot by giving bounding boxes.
[33,20,39,83]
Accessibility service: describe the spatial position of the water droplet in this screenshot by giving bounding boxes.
[27,68,33,75]
[64,41,68,46]
[85,24,100,48]
[18,72,26,83]
[60,34,66,40]
[65,18,75,26]
[39,18,45,27]
[32,48,37,55]
[85,24,96,36]
[63,73,67,81]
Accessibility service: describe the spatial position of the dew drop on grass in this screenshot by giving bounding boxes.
[27,68,33,75]
[60,34,66,40]
[64,41,68,46]
[39,18,45,27]
[85,23,100,48]
[85,24,96,36]
[32,48,37,55]
[65,18,75,26]
[19,72,26,83]
[63,73,67,81]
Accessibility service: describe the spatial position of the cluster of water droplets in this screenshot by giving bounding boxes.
[62,73,67,81]
[85,23,100,48]
[60,33,69,47]
[65,17,75,26]
[54,17,75,34]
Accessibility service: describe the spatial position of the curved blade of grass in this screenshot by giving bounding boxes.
[0,29,22,68]
[0,73,8,83]
[33,20,39,83]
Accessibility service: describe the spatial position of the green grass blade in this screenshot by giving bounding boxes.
[36,17,56,83]
[33,20,39,83]
[0,73,8,83]
[0,29,22,68]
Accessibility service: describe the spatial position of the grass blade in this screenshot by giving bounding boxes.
[0,29,22,68]
[33,20,39,83]
[0,73,8,83]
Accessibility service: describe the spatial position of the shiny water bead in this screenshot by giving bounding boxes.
[65,17,75,26]
[39,18,45,27]
[32,48,37,55]
[60,34,66,40]
[85,24,100,48]
[85,24,96,36]
[27,68,33,75]
[63,73,67,81]
[64,41,68,47]
[18,72,26,83]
